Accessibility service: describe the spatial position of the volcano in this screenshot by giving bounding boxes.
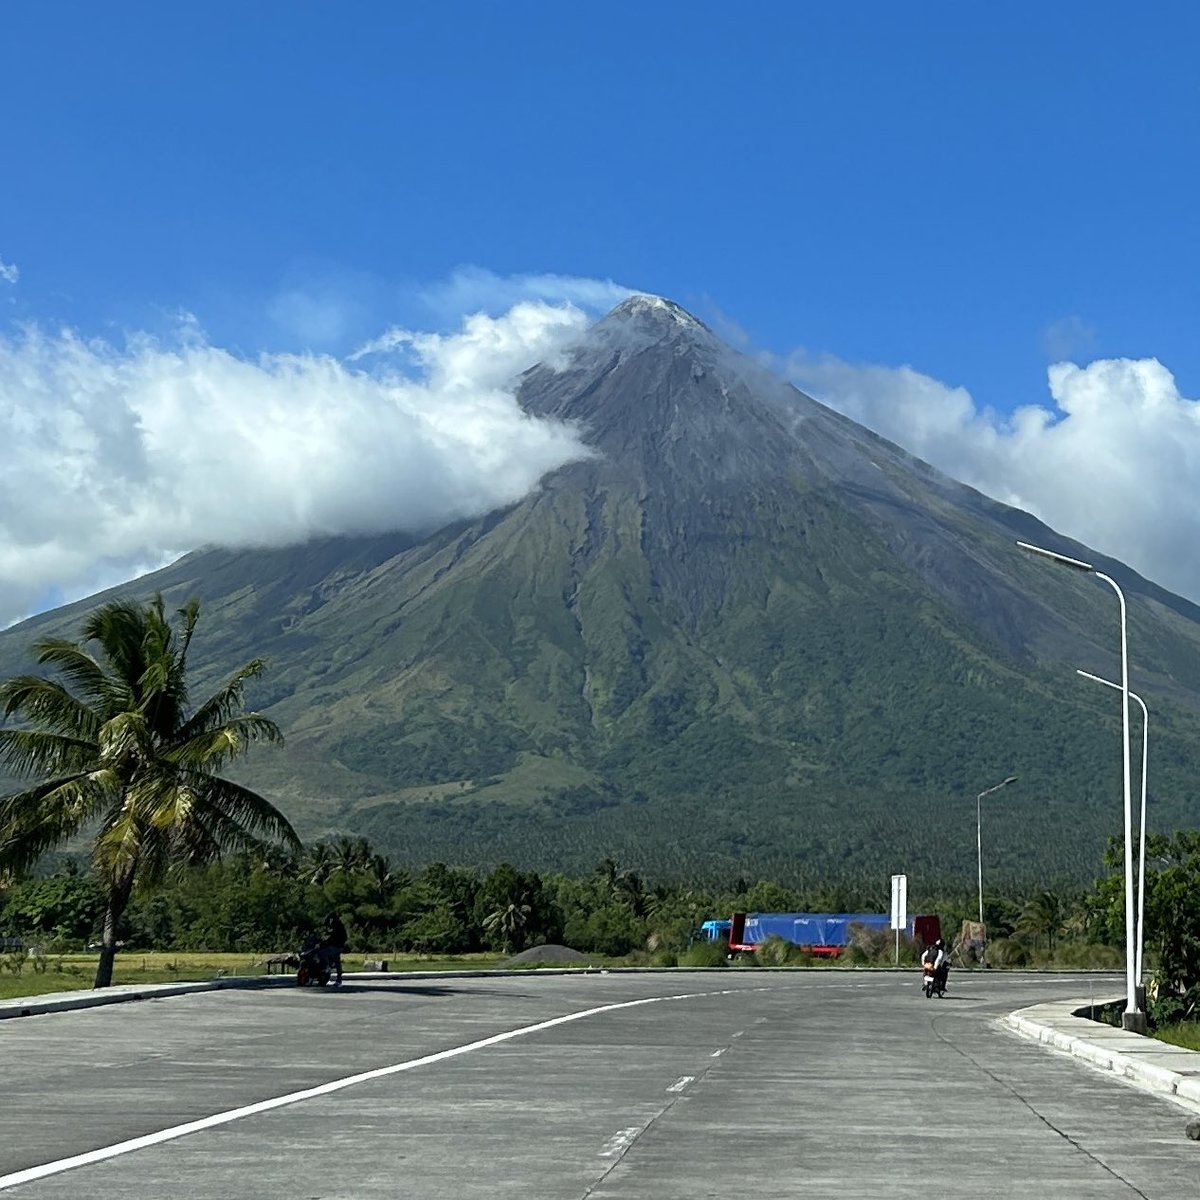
[4,295,1200,886]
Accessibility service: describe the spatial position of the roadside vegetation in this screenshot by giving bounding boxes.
[1090,831,1200,1032]
[1153,1023,1200,1051]
[0,834,1170,1002]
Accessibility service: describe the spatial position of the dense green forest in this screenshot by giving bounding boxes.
[0,835,1130,964]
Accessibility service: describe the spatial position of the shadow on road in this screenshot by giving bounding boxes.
[289,981,534,1000]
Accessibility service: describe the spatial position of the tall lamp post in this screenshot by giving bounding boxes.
[1017,541,1144,1032]
[976,775,1017,966]
[1077,669,1149,989]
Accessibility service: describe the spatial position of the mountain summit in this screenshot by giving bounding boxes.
[603,293,712,331]
[4,297,1200,884]
[520,292,783,472]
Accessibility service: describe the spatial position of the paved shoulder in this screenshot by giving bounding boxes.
[1006,995,1200,1112]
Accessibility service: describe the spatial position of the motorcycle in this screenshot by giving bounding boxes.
[922,961,948,999]
[294,935,341,987]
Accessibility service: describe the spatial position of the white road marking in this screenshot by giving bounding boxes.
[0,987,756,1192]
[599,1127,642,1157]
[666,1075,694,1093]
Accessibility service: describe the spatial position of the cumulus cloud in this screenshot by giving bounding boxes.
[781,349,1200,604]
[0,258,18,285]
[0,301,594,627]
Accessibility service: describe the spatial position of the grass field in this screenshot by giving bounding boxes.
[1152,1022,1200,1051]
[0,951,507,1000]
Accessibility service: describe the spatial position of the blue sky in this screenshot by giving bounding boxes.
[6,4,1198,400]
[2,4,1199,623]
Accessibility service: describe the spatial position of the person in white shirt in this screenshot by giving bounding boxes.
[921,938,949,990]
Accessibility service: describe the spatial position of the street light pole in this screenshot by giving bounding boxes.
[1017,541,1143,1032]
[976,776,1018,960]
[1077,669,1148,987]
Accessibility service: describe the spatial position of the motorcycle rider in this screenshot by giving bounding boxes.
[921,938,950,992]
[321,911,348,986]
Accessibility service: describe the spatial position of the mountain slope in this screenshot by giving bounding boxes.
[3,295,1200,887]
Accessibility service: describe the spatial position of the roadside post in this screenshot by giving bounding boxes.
[890,874,907,965]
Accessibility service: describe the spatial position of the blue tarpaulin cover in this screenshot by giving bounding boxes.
[742,912,893,947]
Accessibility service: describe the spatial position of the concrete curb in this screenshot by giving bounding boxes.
[1003,997,1200,1113]
[0,975,298,1020]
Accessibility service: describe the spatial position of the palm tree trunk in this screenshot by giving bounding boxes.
[93,869,135,989]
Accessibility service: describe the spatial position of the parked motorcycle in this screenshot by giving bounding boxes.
[922,961,948,999]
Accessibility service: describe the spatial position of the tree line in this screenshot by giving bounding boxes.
[0,836,1147,966]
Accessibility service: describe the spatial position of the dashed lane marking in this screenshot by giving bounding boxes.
[599,1127,642,1158]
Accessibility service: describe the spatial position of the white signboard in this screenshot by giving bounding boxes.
[890,873,907,932]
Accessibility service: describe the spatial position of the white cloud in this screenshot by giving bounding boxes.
[0,301,594,627]
[350,300,588,381]
[0,258,18,285]
[781,349,1200,604]
[1042,314,1096,361]
[266,288,356,346]
[418,266,634,324]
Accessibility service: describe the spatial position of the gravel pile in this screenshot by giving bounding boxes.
[502,944,596,967]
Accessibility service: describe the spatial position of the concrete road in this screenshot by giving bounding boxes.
[0,970,1196,1198]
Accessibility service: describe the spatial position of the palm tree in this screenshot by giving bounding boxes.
[593,857,620,897]
[1062,893,1096,942]
[483,902,531,954]
[332,835,369,877]
[257,843,300,877]
[614,868,650,917]
[303,842,335,885]
[366,853,403,906]
[0,596,298,987]
[1016,890,1064,952]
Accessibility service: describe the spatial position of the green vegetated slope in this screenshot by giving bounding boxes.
[325,475,1200,887]
[2,296,1199,888]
